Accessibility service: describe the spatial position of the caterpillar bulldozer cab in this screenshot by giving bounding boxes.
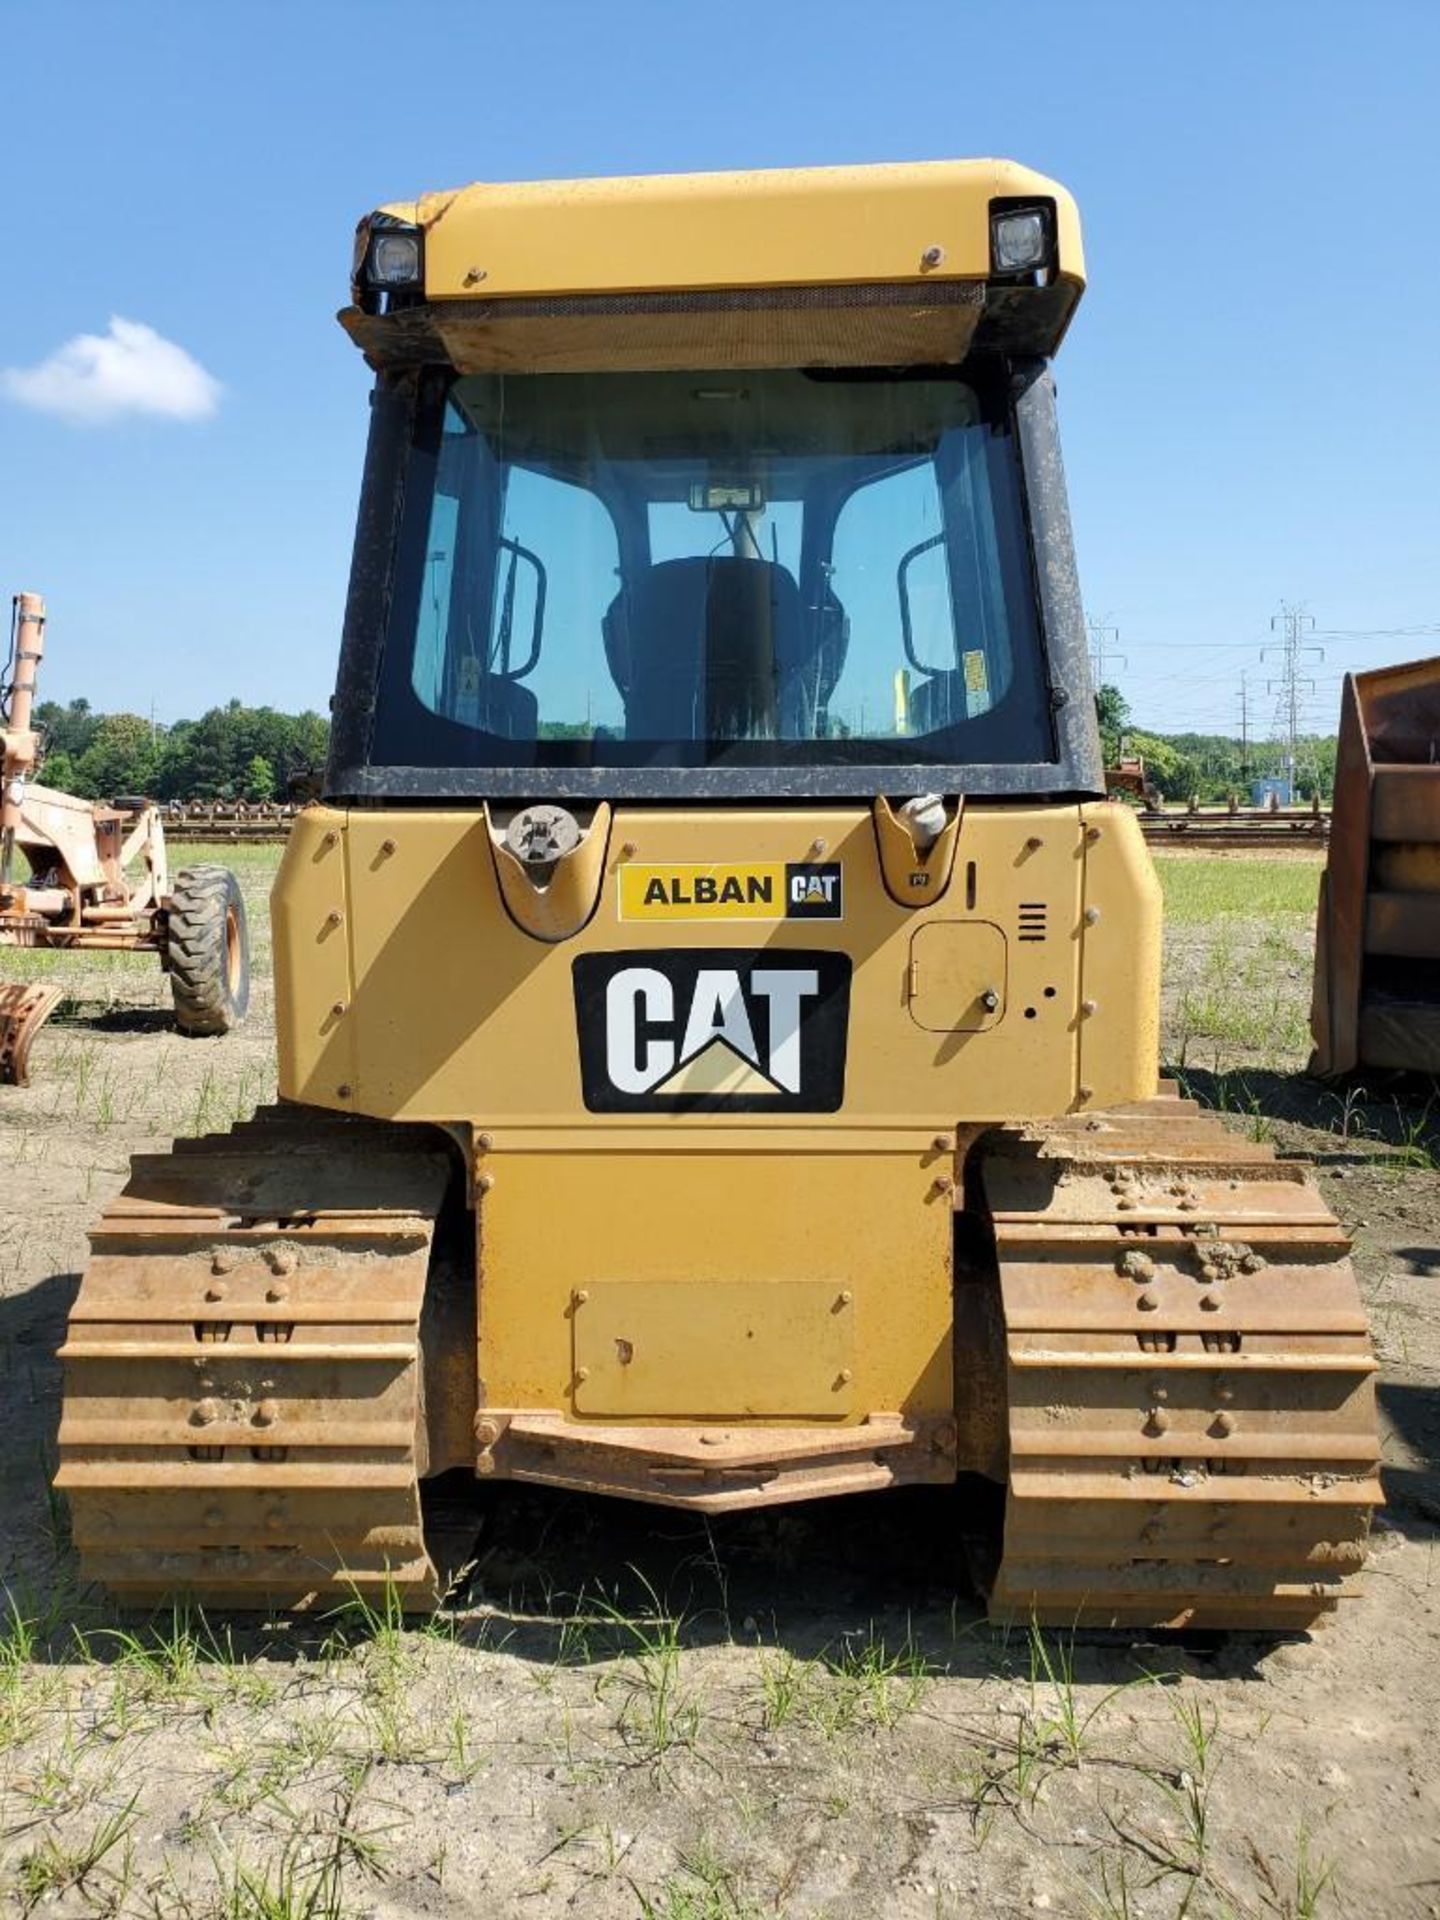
[56,161,1379,1628]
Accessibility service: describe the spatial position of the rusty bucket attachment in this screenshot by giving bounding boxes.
[1311,655,1440,1076]
[0,981,63,1085]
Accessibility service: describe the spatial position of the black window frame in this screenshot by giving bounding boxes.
[325,356,1104,803]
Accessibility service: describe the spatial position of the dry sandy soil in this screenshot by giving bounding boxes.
[0,846,1436,1920]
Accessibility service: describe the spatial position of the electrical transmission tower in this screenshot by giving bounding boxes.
[1238,671,1250,781]
[1262,603,1323,799]
[1087,617,1128,689]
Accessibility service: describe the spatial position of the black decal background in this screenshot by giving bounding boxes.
[784,862,844,918]
[573,949,852,1113]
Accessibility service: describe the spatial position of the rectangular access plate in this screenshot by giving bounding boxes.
[907,920,1008,1033]
[572,1281,854,1417]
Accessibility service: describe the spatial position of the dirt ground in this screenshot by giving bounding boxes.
[0,846,1436,1920]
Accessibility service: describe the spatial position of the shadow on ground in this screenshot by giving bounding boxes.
[1173,1065,1439,1162]
[0,1253,1384,1686]
[50,1003,174,1034]
[1379,1379,1440,1534]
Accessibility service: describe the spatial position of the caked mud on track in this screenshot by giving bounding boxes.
[981,1092,1378,1629]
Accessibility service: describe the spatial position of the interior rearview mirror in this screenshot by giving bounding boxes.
[688,481,765,513]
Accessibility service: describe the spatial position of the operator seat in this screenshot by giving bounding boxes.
[603,556,810,742]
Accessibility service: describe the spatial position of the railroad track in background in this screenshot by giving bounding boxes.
[160,802,1331,853]
[160,804,298,844]
[1137,807,1330,851]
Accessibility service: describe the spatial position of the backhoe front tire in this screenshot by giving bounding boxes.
[167,865,250,1036]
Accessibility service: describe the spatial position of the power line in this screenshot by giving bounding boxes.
[1312,623,1440,640]
[1113,626,1439,653]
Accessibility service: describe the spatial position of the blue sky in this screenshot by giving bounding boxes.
[3,0,1437,745]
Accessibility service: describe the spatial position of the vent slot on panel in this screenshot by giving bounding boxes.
[1018,903,1048,943]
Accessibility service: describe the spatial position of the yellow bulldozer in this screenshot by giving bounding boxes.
[56,160,1379,1629]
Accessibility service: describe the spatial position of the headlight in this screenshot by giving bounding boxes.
[990,206,1052,275]
[368,230,422,287]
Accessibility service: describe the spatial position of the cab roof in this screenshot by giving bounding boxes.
[343,157,1085,375]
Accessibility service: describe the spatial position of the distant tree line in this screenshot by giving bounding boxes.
[26,685,1336,807]
[34,698,329,803]
[1096,686,1337,803]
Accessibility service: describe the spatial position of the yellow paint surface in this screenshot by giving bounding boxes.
[269,798,1162,1433]
[406,158,1083,302]
[908,921,1008,1033]
[1075,804,1163,1108]
[478,1141,950,1424]
[273,802,1156,1127]
[572,1281,855,1417]
[617,862,790,923]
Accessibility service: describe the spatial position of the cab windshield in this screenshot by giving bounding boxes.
[370,366,1054,770]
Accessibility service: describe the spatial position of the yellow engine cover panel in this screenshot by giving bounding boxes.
[272,801,1160,1127]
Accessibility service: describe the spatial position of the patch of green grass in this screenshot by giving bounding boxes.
[1166,899,1314,1072]
[593,1578,698,1762]
[0,1587,97,1746]
[755,1647,810,1732]
[1025,1623,1147,1771]
[167,840,286,877]
[634,1844,762,1920]
[1162,1691,1220,1877]
[175,1780,398,1920]
[100,1603,241,1700]
[215,1845,348,1920]
[1155,854,1322,923]
[818,1624,930,1732]
[1289,1824,1337,1918]
[441,1704,488,1785]
[13,1793,138,1911]
[752,1626,931,1740]
[1074,1850,1142,1920]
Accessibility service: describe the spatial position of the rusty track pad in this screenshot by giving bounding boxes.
[57,1106,451,1612]
[0,981,63,1086]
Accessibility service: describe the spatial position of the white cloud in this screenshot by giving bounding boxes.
[1,316,222,426]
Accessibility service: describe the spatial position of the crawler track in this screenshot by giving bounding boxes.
[981,1091,1380,1630]
[58,1107,451,1611]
